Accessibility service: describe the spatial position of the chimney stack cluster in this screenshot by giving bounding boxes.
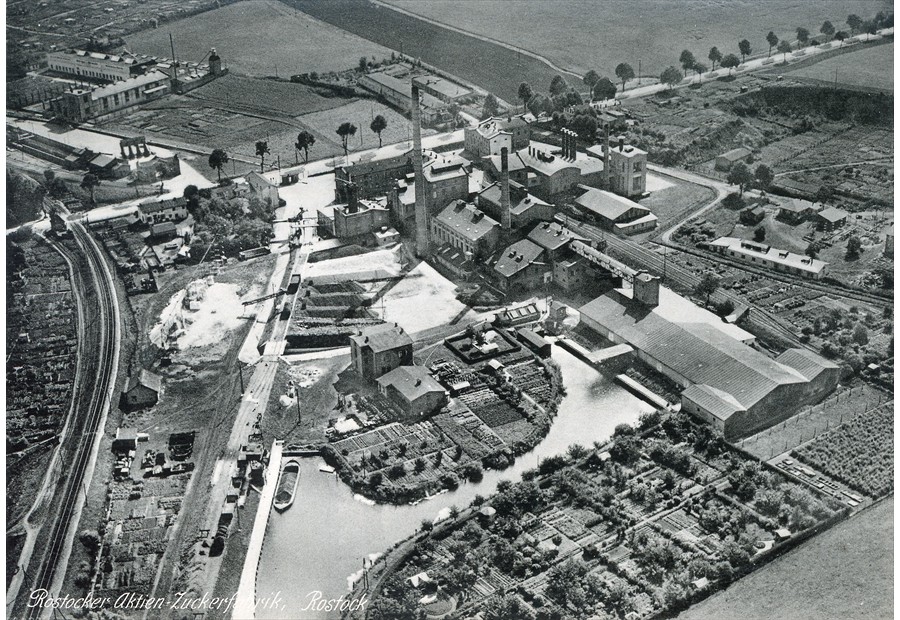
[561,128,578,160]
[411,84,430,258]
[500,147,512,230]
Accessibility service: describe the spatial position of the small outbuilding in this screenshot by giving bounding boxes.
[122,369,161,409]
[516,327,551,358]
[715,147,752,171]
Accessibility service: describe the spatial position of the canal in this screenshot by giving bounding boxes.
[255,343,654,618]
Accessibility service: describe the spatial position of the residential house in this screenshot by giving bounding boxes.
[349,324,414,381]
[138,197,188,225]
[376,366,448,417]
[816,207,848,231]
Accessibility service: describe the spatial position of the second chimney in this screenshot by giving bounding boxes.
[500,146,511,230]
[619,136,625,152]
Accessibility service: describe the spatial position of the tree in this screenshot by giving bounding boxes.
[777,40,793,62]
[766,31,779,57]
[695,272,719,306]
[846,235,862,260]
[853,323,869,345]
[420,519,433,533]
[208,149,229,182]
[255,140,269,172]
[727,161,753,195]
[549,74,568,97]
[755,164,774,190]
[694,62,708,84]
[862,20,877,40]
[834,30,848,47]
[582,70,600,100]
[370,114,387,148]
[721,53,740,75]
[483,594,536,620]
[821,20,835,38]
[482,93,500,119]
[615,62,635,92]
[805,242,820,259]
[80,173,99,204]
[295,130,315,163]
[570,113,597,140]
[336,122,357,159]
[847,13,863,34]
[738,39,752,62]
[815,185,833,204]
[358,56,368,72]
[593,77,617,101]
[679,50,696,75]
[796,27,810,47]
[754,225,766,242]
[708,46,723,71]
[517,81,533,113]
[660,66,683,90]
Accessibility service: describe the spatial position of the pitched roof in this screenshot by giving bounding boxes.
[579,290,806,412]
[527,221,580,251]
[434,200,499,242]
[719,147,752,161]
[575,187,649,222]
[126,369,161,393]
[775,348,840,380]
[139,196,186,214]
[818,207,848,222]
[377,366,445,402]
[493,239,544,279]
[477,181,551,216]
[349,324,412,353]
[682,384,745,420]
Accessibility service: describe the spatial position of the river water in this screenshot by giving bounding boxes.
[255,344,653,618]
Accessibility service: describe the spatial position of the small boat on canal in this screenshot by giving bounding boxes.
[274,460,300,511]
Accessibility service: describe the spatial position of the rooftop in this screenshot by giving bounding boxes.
[710,237,828,275]
[493,239,544,279]
[360,72,445,109]
[126,369,161,393]
[434,200,499,242]
[423,152,469,182]
[527,221,581,252]
[514,146,580,177]
[778,198,823,214]
[719,147,752,161]
[139,196,186,214]
[478,180,550,216]
[412,75,471,99]
[818,207,849,222]
[349,323,412,353]
[575,187,650,221]
[86,70,170,101]
[377,366,445,402]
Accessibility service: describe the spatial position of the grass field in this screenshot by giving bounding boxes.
[784,42,893,91]
[125,0,394,76]
[382,0,888,79]
[678,497,893,620]
[188,74,353,117]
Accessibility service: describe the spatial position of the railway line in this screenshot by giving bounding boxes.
[560,216,803,346]
[23,223,119,620]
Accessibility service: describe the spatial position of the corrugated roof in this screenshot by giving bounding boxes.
[775,348,840,380]
[579,291,806,411]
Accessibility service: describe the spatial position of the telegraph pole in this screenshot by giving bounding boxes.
[295,392,302,424]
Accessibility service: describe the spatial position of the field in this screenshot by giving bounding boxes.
[678,497,893,620]
[784,42,894,92]
[382,0,888,79]
[125,0,393,76]
[188,74,356,117]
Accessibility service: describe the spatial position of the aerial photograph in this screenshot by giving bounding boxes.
[4,0,894,619]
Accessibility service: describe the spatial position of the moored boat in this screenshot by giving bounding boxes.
[274,460,300,511]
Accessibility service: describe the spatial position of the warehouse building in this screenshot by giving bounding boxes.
[578,277,839,439]
[47,49,156,82]
[574,187,657,235]
[709,237,829,280]
[50,70,171,122]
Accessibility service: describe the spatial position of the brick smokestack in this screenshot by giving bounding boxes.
[411,84,429,258]
[500,147,511,230]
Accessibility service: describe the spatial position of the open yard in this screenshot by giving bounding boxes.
[125,0,394,76]
[381,0,887,79]
[784,42,893,92]
[678,497,893,620]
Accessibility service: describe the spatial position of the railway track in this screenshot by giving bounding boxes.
[560,216,803,346]
[24,224,119,620]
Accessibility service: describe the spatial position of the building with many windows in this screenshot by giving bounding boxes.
[50,70,171,122]
[431,200,501,257]
[464,115,531,159]
[709,237,829,279]
[47,49,156,82]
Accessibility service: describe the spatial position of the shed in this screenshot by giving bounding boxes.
[112,427,138,453]
[516,327,551,358]
[715,147,752,171]
[775,527,792,541]
[122,369,161,409]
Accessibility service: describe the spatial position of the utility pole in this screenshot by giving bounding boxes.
[295,392,302,424]
[239,365,245,394]
[638,60,642,85]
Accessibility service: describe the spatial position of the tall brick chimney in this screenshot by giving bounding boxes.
[411,84,429,258]
[603,122,611,189]
[500,147,511,230]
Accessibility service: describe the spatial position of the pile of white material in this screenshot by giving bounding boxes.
[149,280,246,350]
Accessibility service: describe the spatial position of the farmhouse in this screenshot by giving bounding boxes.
[715,147,752,171]
[376,366,447,417]
[350,324,414,381]
[709,237,829,279]
[578,278,839,439]
[816,207,849,231]
[122,369,162,409]
[574,187,657,235]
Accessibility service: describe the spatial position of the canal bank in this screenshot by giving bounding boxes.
[251,343,654,619]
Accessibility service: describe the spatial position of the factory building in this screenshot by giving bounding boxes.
[709,237,829,280]
[50,70,171,122]
[47,49,156,82]
[574,187,657,235]
[578,277,840,439]
[431,200,501,258]
[349,324,414,381]
[464,115,531,159]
